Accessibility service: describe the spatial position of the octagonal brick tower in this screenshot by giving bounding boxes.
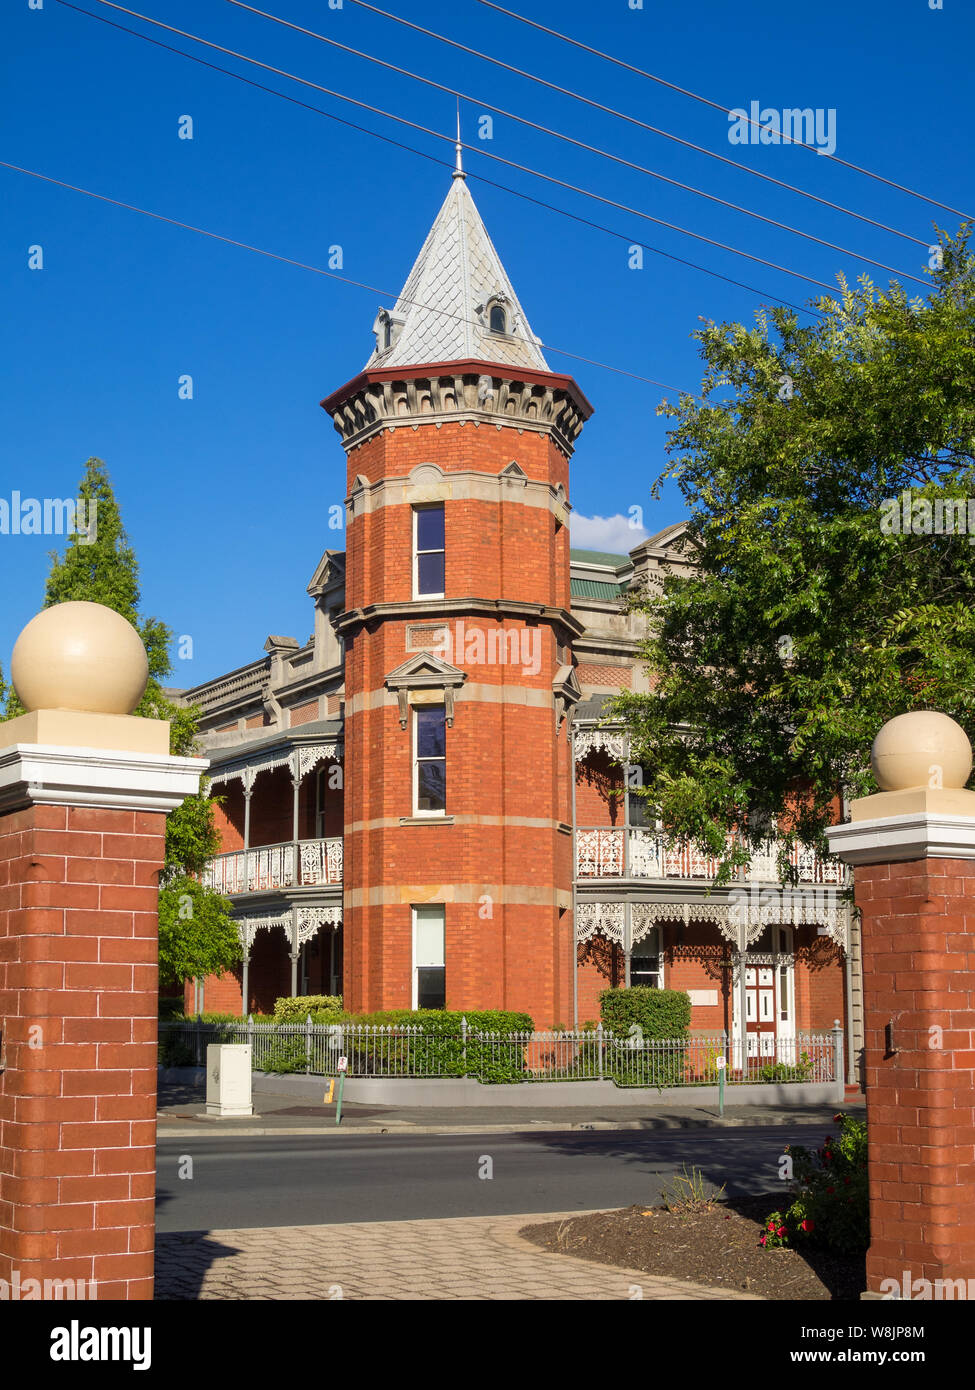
[322,160,592,1026]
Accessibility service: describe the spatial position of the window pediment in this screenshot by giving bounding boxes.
[385,653,467,728]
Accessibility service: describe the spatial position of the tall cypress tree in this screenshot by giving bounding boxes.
[9,457,240,990]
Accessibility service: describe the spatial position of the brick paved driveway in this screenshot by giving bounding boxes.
[155,1212,761,1300]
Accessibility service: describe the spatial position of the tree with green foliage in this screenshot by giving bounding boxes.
[612,228,975,877]
[5,457,240,986]
[157,875,237,989]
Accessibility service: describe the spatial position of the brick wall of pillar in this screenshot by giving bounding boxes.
[853,855,975,1292]
[0,802,166,1300]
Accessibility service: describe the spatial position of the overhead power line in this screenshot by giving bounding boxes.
[53,0,823,317]
[221,0,929,288]
[472,0,975,223]
[342,0,947,244]
[76,0,905,295]
[0,158,698,395]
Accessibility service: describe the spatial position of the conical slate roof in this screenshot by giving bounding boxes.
[365,172,549,373]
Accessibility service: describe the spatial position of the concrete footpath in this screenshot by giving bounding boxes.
[157,1075,864,1138]
[154,1211,764,1301]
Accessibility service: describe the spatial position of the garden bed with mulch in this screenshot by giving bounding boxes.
[521,1194,866,1300]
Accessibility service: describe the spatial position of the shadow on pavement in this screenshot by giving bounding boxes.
[155,1232,244,1301]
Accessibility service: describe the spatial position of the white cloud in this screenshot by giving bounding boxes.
[570,512,649,554]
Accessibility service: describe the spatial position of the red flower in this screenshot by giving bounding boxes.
[759,1235,767,1246]
[800,1219,814,1232]
[777,1225,787,1237]
[843,1176,850,1185]
[827,1187,835,1194]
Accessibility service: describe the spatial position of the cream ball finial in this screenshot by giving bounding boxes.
[11,601,149,715]
[871,711,972,792]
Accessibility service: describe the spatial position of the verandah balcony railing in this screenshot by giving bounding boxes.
[203,836,343,896]
[575,828,846,884]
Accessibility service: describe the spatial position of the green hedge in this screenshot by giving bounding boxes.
[599,987,691,1039]
[351,1009,533,1032]
[335,1009,534,1083]
[158,1013,275,1067]
[167,1011,276,1023]
[274,995,343,1020]
[598,989,691,1089]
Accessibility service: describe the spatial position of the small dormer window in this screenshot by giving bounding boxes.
[489,304,507,334]
[373,308,403,354]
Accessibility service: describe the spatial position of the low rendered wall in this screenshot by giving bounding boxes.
[159,1068,843,1106]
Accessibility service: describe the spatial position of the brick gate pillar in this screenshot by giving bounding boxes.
[0,601,206,1300]
[827,711,975,1298]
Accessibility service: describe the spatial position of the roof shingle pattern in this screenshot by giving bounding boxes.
[365,176,549,373]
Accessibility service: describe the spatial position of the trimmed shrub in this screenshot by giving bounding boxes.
[167,1011,276,1023]
[757,1056,813,1083]
[351,1009,533,1032]
[599,987,691,1039]
[273,995,343,1021]
[599,988,691,1090]
[261,1037,311,1074]
[158,1034,196,1067]
[333,1009,534,1083]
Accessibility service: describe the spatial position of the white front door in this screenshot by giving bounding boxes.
[733,925,794,1060]
[745,964,776,1058]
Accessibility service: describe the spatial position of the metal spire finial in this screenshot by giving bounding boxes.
[453,100,465,180]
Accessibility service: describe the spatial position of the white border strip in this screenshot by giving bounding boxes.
[826,811,975,864]
[0,743,208,813]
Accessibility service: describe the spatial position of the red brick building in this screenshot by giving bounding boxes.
[177,163,861,1073]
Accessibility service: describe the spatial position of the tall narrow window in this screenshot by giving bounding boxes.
[630,928,661,987]
[414,705,446,813]
[413,904,446,1009]
[489,304,506,333]
[414,504,445,598]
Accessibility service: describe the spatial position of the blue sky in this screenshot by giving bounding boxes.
[2,0,973,689]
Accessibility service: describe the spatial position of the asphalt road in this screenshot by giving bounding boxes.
[155,1125,819,1232]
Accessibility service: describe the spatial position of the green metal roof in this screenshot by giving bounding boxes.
[570,578,623,599]
[569,548,630,569]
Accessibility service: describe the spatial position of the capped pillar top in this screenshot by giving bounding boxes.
[827,709,975,864]
[871,710,972,791]
[0,599,174,761]
[0,601,207,810]
[11,601,149,714]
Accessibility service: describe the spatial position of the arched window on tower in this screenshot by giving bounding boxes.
[489,304,507,334]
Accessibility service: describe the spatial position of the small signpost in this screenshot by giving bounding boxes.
[715,1055,726,1117]
[336,1056,348,1126]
